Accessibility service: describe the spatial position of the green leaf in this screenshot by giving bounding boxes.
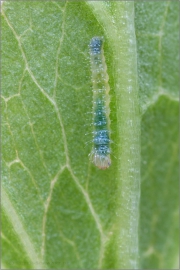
[135,1,179,269]
[1,1,178,269]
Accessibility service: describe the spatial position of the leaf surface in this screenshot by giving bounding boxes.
[1,1,179,269]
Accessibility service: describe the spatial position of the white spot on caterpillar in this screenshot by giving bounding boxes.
[89,36,111,170]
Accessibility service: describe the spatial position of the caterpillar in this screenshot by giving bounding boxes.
[89,36,111,170]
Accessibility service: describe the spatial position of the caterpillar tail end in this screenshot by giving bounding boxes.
[89,151,111,170]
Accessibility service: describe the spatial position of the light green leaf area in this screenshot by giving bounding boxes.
[1,1,179,270]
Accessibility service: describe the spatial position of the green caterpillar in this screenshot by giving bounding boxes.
[89,37,111,170]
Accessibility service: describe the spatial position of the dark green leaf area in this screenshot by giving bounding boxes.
[140,96,179,269]
[135,1,179,112]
